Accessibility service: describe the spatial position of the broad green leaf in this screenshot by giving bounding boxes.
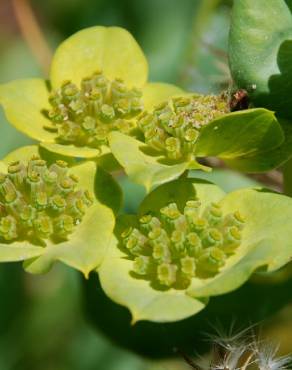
[109,132,189,192]
[51,26,148,89]
[142,82,185,111]
[225,119,292,172]
[229,0,292,118]
[94,167,123,215]
[195,108,284,158]
[0,79,54,142]
[99,228,207,323]
[187,188,292,298]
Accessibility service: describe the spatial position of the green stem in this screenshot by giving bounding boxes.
[283,158,292,196]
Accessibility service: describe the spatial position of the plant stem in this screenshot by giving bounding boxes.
[283,158,292,196]
[11,0,52,76]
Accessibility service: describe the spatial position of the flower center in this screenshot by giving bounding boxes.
[0,157,93,244]
[137,94,229,160]
[121,199,245,289]
[46,71,143,152]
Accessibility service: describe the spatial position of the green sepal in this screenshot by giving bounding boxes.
[229,0,292,118]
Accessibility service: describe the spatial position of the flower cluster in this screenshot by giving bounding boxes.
[0,157,93,244]
[121,198,245,289]
[47,70,143,151]
[137,94,229,160]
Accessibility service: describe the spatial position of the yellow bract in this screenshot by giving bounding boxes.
[50,26,149,89]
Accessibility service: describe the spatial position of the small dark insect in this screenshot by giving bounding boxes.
[229,89,249,112]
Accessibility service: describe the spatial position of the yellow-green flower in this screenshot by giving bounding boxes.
[0,145,117,276]
[0,26,182,162]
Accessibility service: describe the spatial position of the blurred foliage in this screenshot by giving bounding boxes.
[0,0,291,368]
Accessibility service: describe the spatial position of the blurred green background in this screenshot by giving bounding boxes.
[0,0,291,369]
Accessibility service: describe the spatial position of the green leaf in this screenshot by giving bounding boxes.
[229,0,292,118]
[0,79,54,142]
[187,188,292,298]
[94,167,123,215]
[195,108,284,158]
[50,26,148,89]
[109,132,189,192]
[225,118,292,172]
[142,82,185,111]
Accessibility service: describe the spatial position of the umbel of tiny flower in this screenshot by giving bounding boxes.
[0,157,93,243]
[137,93,229,161]
[97,178,292,323]
[109,94,284,190]
[0,145,116,276]
[0,26,183,162]
[121,198,244,289]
